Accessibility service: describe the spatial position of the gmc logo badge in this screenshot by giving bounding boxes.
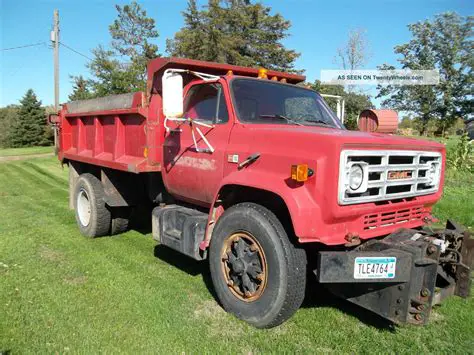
[388,170,412,180]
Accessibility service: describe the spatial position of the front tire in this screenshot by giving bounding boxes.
[209,203,307,328]
[74,173,111,237]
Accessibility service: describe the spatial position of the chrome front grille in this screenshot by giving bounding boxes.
[338,150,442,205]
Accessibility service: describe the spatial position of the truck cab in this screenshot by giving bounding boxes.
[56,57,472,329]
[158,64,444,247]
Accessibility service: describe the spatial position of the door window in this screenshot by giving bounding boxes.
[184,83,229,124]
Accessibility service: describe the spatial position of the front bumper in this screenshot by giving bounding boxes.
[316,220,473,325]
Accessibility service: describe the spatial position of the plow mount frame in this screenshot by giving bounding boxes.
[316,220,473,325]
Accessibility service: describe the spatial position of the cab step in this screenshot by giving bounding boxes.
[152,205,208,260]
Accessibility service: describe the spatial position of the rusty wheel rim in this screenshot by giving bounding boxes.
[221,232,268,302]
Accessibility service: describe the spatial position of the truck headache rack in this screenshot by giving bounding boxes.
[317,220,473,325]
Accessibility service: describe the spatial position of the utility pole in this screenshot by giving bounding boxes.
[51,10,59,151]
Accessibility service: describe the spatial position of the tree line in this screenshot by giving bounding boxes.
[68,1,473,135]
[2,1,472,148]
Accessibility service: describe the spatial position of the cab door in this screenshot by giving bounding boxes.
[162,81,232,205]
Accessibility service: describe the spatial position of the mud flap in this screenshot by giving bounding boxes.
[316,220,473,325]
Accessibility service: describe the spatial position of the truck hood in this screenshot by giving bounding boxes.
[248,125,444,152]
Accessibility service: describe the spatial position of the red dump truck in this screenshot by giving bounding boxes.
[53,57,473,328]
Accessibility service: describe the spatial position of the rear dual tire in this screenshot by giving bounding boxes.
[74,173,130,237]
[209,202,307,328]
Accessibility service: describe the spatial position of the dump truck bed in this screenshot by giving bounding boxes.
[58,91,161,173]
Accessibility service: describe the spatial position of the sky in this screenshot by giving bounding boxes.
[1,0,473,108]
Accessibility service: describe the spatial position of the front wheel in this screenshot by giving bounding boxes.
[209,203,307,328]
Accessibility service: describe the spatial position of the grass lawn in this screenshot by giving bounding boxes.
[1,156,473,353]
[0,146,53,157]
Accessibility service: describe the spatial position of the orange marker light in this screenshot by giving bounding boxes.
[291,164,309,182]
[258,68,268,79]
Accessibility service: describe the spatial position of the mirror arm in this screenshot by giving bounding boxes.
[164,116,186,132]
[191,123,215,153]
[164,68,219,82]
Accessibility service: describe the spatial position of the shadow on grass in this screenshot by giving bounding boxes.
[152,244,395,330]
[301,275,396,331]
[128,205,154,235]
[153,245,218,300]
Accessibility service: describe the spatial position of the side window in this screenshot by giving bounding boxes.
[184,84,229,124]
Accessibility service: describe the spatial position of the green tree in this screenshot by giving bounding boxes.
[311,80,373,130]
[399,116,414,130]
[9,89,48,147]
[70,1,159,99]
[167,0,300,72]
[377,13,473,135]
[0,105,19,148]
[166,0,205,62]
[432,13,473,133]
[68,75,94,101]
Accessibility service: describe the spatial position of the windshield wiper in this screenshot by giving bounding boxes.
[305,119,330,126]
[259,114,303,126]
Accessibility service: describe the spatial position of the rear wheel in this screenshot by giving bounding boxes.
[209,202,307,328]
[110,207,131,235]
[74,173,111,237]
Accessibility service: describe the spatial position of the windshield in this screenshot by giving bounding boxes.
[230,78,343,128]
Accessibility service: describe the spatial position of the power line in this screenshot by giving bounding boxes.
[7,44,44,78]
[59,42,93,61]
[2,42,46,51]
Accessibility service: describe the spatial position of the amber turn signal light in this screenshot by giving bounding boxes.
[258,68,268,79]
[291,164,310,182]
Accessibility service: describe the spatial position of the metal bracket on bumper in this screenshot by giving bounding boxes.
[316,220,473,325]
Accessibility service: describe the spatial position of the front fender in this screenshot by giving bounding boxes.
[213,170,323,241]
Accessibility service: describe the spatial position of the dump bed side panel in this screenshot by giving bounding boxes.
[58,92,161,173]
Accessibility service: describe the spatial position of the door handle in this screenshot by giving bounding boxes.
[238,153,260,170]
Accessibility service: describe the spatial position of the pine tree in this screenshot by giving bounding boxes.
[10,89,48,147]
[70,1,160,99]
[68,75,94,101]
[167,0,300,72]
[166,0,206,61]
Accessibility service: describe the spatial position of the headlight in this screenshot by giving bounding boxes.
[349,164,364,191]
[427,162,440,186]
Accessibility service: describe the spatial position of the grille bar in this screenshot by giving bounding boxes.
[363,206,426,230]
[338,150,442,205]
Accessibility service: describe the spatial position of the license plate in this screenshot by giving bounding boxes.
[354,257,396,279]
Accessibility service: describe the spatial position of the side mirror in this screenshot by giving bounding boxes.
[162,70,184,118]
[48,113,60,125]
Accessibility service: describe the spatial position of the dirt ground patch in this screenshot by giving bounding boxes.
[38,245,65,263]
[194,299,246,337]
[63,275,88,285]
